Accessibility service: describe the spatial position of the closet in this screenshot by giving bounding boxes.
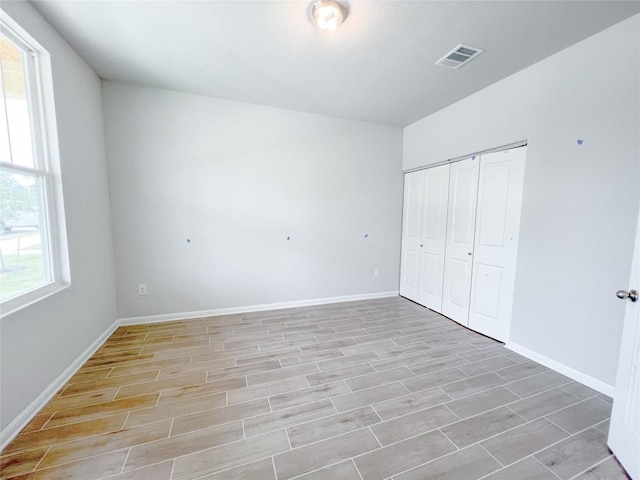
[400,146,526,342]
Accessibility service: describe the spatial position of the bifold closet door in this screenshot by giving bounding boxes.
[416,164,450,310]
[400,165,450,309]
[400,170,425,301]
[468,148,526,341]
[441,157,480,326]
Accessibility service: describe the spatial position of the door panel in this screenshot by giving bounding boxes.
[442,158,479,325]
[447,258,472,308]
[417,164,450,311]
[420,252,440,296]
[450,168,478,245]
[403,250,420,290]
[472,263,503,319]
[405,173,423,239]
[468,147,526,341]
[423,171,449,241]
[608,209,640,480]
[477,163,510,247]
[399,171,425,301]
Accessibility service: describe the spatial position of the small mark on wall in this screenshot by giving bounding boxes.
[577,139,584,145]
[186,238,191,244]
[286,236,290,241]
[364,233,369,238]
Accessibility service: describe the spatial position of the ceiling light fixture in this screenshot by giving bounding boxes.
[311,0,347,32]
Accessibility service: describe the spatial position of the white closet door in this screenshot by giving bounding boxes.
[468,148,526,341]
[417,164,450,311]
[442,157,480,325]
[400,170,425,301]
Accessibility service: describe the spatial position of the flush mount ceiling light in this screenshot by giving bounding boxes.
[311,0,347,32]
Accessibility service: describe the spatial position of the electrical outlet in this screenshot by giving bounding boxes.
[374,268,380,278]
[138,284,148,295]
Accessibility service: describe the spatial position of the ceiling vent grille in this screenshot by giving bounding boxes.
[435,44,484,70]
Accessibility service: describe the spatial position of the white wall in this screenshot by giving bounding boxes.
[0,2,117,432]
[102,82,403,319]
[404,15,640,388]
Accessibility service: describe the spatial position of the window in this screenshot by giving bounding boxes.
[1,12,68,315]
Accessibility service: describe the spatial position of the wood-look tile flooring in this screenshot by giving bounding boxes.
[1,297,630,480]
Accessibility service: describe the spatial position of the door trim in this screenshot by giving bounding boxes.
[403,140,528,174]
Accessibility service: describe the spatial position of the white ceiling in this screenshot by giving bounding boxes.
[30,0,640,127]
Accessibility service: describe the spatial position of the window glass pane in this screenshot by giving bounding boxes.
[0,169,49,300]
[0,35,34,168]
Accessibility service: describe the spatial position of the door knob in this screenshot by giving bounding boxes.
[616,290,639,302]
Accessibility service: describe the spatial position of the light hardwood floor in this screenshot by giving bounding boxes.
[0,297,630,479]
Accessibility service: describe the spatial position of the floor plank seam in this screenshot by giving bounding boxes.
[119,447,132,474]
[541,414,574,436]
[30,445,50,472]
[566,454,614,480]
[367,425,384,449]
[532,455,565,480]
[479,443,506,467]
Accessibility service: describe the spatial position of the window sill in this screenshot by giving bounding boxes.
[1,281,69,318]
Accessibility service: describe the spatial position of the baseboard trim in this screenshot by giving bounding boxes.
[506,341,615,398]
[118,291,400,326]
[0,320,119,451]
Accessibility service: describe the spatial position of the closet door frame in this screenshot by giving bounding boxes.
[400,141,526,343]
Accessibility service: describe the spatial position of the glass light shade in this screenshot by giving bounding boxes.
[312,0,346,31]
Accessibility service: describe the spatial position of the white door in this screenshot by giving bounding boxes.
[608,210,640,480]
[400,170,425,301]
[417,164,450,311]
[441,157,480,325]
[468,148,526,341]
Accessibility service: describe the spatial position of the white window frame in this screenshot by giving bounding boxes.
[1,11,69,317]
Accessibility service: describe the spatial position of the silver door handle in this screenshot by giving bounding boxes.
[616,290,639,302]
